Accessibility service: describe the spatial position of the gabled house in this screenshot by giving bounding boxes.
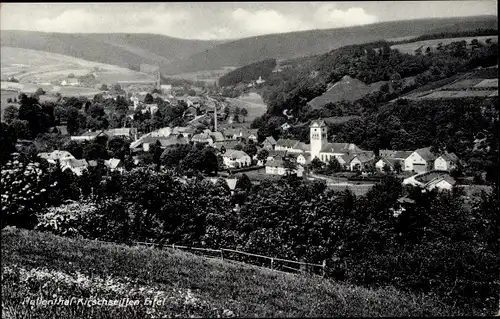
[191,133,213,146]
[106,128,138,140]
[60,158,89,176]
[38,150,75,164]
[344,152,375,171]
[61,78,79,86]
[70,130,111,141]
[104,158,124,172]
[434,153,459,171]
[375,157,401,172]
[404,147,436,173]
[262,136,277,150]
[296,154,311,166]
[265,159,304,177]
[275,139,307,153]
[209,131,225,143]
[222,149,252,168]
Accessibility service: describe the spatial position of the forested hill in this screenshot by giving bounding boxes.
[161,15,498,74]
[218,59,276,87]
[0,30,224,71]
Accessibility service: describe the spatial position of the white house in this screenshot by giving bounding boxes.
[38,150,75,164]
[275,139,309,154]
[222,149,252,168]
[256,76,266,85]
[60,158,89,176]
[404,147,436,173]
[434,153,459,171]
[346,152,375,171]
[104,158,124,172]
[61,78,79,86]
[265,159,304,177]
[296,154,310,166]
[151,127,173,138]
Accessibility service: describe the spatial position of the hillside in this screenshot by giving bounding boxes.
[2,227,462,318]
[1,47,155,84]
[162,15,498,74]
[307,76,386,109]
[2,16,496,76]
[0,30,223,71]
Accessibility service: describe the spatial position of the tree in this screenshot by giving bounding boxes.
[63,140,84,159]
[243,143,258,159]
[310,157,324,172]
[107,136,129,160]
[325,157,342,174]
[99,84,109,91]
[233,144,243,151]
[235,173,252,191]
[144,93,154,104]
[257,149,269,162]
[283,159,298,175]
[3,105,19,124]
[83,141,108,160]
[68,73,75,78]
[240,108,248,122]
[382,163,392,174]
[34,88,46,97]
[393,161,402,174]
[0,123,17,165]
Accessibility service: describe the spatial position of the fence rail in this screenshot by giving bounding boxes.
[133,241,326,277]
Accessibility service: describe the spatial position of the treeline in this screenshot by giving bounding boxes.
[2,158,498,315]
[218,59,276,87]
[388,28,498,45]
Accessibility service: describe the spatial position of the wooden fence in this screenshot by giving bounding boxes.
[134,241,326,277]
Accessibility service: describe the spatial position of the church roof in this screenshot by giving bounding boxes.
[320,143,363,154]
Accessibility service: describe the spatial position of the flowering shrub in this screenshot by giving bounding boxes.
[1,157,55,228]
[35,200,97,238]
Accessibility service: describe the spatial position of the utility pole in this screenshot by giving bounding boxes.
[214,99,218,132]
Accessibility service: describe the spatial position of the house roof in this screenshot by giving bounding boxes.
[295,142,310,152]
[378,157,400,167]
[440,152,459,162]
[267,150,288,158]
[210,132,225,142]
[276,138,301,148]
[415,147,437,161]
[321,143,363,154]
[349,152,375,163]
[223,149,250,160]
[393,151,413,160]
[106,128,137,136]
[55,125,68,135]
[191,133,211,141]
[62,158,88,168]
[38,150,74,161]
[214,140,242,150]
[160,136,188,147]
[104,158,122,169]
[310,120,326,127]
[264,136,277,145]
[425,175,456,188]
[266,159,285,167]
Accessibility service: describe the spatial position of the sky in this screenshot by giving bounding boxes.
[0,1,497,40]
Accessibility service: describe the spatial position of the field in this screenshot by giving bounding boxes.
[1,47,155,85]
[2,227,463,318]
[390,36,498,54]
[0,90,19,121]
[168,67,237,85]
[222,92,267,129]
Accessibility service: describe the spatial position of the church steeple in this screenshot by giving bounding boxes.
[310,119,327,160]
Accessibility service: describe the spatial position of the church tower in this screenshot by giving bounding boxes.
[310,120,327,160]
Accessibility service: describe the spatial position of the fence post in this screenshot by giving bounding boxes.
[220,249,224,261]
[322,260,326,277]
[172,244,175,250]
[271,258,274,270]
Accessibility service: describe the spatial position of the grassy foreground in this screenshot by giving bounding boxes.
[2,227,461,318]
